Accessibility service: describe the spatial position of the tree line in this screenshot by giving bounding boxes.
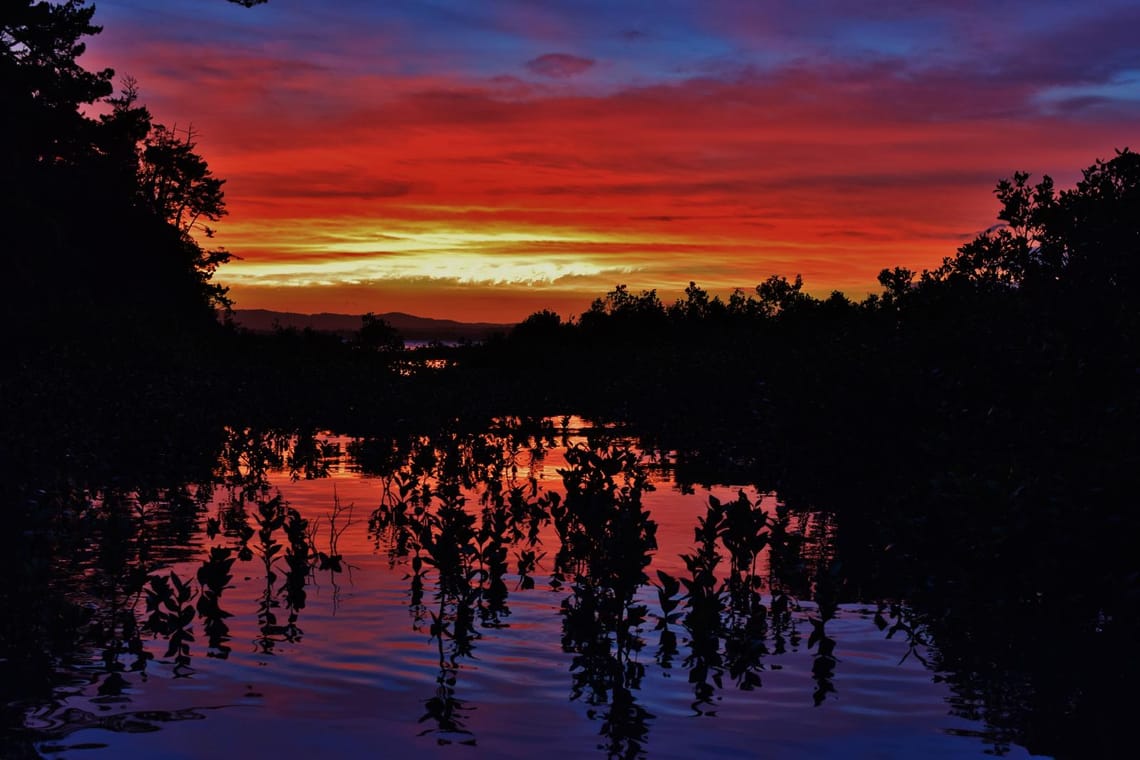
[4,2,1138,510]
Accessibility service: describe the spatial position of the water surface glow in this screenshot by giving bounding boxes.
[11,425,1034,758]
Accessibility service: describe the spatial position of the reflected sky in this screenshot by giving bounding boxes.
[12,426,1038,758]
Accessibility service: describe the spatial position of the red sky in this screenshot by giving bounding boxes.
[85,0,1140,322]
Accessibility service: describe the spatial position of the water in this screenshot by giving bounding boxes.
[3,424,1046,758]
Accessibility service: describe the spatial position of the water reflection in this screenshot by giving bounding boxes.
[365,422,560,746]
[3,420,1128,757]
[553,440,657,758]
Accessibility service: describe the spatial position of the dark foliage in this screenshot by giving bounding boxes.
[3,5,1138,757]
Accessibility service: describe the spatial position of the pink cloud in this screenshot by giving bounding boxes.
[525,53,596,78]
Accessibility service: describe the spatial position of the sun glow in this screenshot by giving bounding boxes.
[216,220,662,287]
[221,250,636,287]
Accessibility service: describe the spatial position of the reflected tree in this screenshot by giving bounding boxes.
[365,421,560,745]
[553,439,658,759]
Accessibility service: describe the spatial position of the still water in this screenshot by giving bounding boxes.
[6,422,1037,758]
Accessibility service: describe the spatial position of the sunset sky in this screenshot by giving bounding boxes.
[84,0,1139,321]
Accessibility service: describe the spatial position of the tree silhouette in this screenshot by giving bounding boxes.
[3,0,233,355]
[754,273,808,318]
[139,123,226,236]
[929,149,1140,295]
[1,0,113,169]
[358,313,403,352]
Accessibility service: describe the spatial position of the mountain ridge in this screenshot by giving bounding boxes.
[228,309,513,341]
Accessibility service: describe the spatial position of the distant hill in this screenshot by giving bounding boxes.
[229,309,513,342]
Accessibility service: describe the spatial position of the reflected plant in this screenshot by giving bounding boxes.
[414,486,483,744]
[71,491,165,696]
[250,495,311,653]
[214,428,337,499]
[651,570,682,671]
[807,561,840,706]
[419,586,478,748]
[473,509,510,627]
[287,430,337,481]
[874,601,932,668]
[418,666,475,747]
[778,511,842,706]
[717,492,777,694]
[309,490,354,612]
[552,439,657,589]
[142,571,196,676]
[515,548,546,591]
[214,497,255,561]
[283,500,314,613]
[370,468,431,564]
[553,439,658,758]
[195,546,236,659]
[657,491,817,711]
[91,603,151,700]
[677,497,727,714]
[361,423,565,747]
[313,489,351,573]
[367,426,558,621]
[764,505,805,657]
[7,483,226,705]
[215,427,288,500]
[474,475,555,626]
[254,496,288,578]
[720,491,769,616]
